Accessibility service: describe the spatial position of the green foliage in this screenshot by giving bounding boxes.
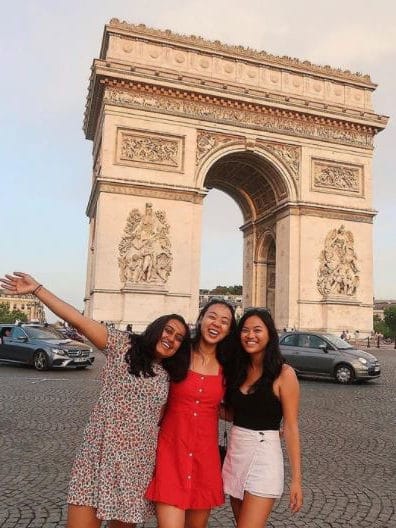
[373,315,391,339]
[384,306,396,337]
[210,285,242,295]
[0,303,28,324]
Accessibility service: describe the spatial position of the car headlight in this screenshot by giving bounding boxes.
[89,348,93,353]
[357,357,368,365]
[52,348,66,356]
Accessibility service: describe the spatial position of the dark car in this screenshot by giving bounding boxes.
[279,331,380,384]
[0,324,95,371]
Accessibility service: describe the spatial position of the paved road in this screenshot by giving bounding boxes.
[0,348,395,527]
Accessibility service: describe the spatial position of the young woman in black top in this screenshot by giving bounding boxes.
[223,309,302,527]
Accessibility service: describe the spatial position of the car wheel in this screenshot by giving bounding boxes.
[334,364,354,384]
[33,350,49,371]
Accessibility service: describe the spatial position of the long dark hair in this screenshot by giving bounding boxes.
[192,299,238,368]
[226,309,284,398]
[125,314,190,382]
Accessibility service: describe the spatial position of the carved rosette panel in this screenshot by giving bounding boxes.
[257,141,301,180]
[196,130,240,164]
[312,160,363,196]
[116,128,184,171]
[317,225,359,297]
[118,203,172,286]
[105,87,373,149]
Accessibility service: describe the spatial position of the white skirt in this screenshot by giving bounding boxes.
[222,426,284,500]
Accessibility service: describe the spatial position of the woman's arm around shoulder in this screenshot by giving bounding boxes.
[0,272,108,350]
[278,364,303,513]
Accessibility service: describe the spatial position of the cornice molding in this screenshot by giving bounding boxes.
[105,19,374,86]
[86,177,206,218]
[100,81,378,147]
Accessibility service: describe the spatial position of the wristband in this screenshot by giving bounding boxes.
[32,284,43,296]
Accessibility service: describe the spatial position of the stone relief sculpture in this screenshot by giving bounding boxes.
[317,225,359,297]
[120,132,179,166]
[313,160,361,194]
[104,86,373,149]
[196,130,238,164]
[118,203,172,285]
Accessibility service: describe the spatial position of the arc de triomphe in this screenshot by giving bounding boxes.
[83,19,387,333]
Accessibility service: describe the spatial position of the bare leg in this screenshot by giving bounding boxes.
[230,496,242,523]
[236,492,275,528]
[67,505,102,528]
[185,509,211,528]
[156,503,185,528]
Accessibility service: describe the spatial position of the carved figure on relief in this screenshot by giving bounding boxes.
[118,203,172,285]
[317,225,359,297]
[314,164,360,192]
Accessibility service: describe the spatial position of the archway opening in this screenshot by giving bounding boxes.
[201,150,287,317]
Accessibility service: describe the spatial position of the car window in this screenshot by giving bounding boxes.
[11,327,27,340]
[1,327,13,338]
[23,326,65,340]
[281,334,299,346]
[307,335,327,349]
[298,334,327,349]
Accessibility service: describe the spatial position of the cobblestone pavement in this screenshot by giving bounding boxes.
[0,348,395,527]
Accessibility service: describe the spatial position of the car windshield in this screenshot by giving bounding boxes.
[23,326,66,340]
[323,334,353,350]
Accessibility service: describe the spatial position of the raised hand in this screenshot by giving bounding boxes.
[0,272,40,295]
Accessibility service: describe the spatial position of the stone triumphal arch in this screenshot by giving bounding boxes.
[83,19,387,333]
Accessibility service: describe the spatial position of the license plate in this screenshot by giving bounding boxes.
[74,357,87,363]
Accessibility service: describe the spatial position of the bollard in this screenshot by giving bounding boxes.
[377,335,380,348]
[367,336,370,348]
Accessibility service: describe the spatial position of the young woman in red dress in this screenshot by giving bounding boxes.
[146,299,237,528]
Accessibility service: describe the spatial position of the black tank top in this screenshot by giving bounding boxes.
[230,383,283,431]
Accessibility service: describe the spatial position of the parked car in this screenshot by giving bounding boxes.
[279,332,380,383]
[0,324,95,371]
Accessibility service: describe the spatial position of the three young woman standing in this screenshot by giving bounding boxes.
[1,272,303,528]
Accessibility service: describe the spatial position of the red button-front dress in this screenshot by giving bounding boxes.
[146,369,225,509]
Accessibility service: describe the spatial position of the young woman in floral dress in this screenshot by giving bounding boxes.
[146,299,237,528]
[0,272,191,528]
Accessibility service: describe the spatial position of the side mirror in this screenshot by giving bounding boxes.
[17,336,28,342]
[319,344,328,353]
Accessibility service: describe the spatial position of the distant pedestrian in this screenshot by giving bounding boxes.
[340,330,347,340]
[126,323,133,333]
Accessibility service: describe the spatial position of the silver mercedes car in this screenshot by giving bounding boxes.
[0,324,95,371]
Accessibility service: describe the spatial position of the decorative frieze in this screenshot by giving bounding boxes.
[317,225,359,297]
[116,128,184,171]
[312,159,363,196]
[257,140,301,180]
[118,203,172,285]
[196,130,239,164]
[105,86,374,149]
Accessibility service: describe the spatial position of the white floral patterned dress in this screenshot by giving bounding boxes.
[68,328,169,523]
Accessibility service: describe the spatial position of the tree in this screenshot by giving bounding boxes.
[373,315,390,339]
[384,306,396,347]
[0,303,28,324]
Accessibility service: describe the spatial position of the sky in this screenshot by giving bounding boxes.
[1,0,395,318]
